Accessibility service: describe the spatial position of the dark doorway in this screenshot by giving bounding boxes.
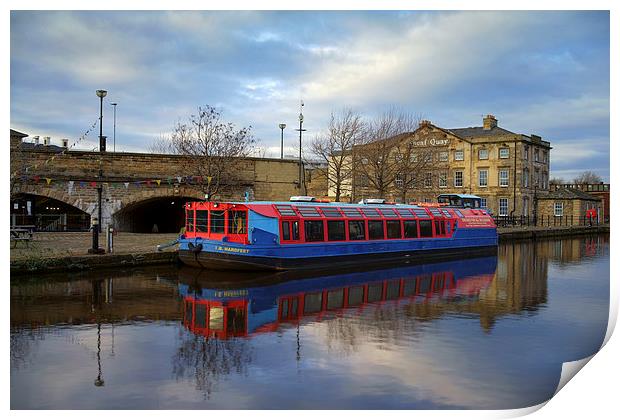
[114,197,198,233]
[10,194,90,231]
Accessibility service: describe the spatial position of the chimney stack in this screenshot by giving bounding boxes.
[483,115,497,130]
[33,135,40,145]
[419,119,432,128]
[43,136,51,146]
[62,138,68,148]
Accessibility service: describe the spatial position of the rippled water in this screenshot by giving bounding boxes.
[10,235,609,409]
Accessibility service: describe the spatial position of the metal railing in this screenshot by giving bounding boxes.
[493,215,601,228]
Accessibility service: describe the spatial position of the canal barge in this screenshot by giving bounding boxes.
[178,197,498,270]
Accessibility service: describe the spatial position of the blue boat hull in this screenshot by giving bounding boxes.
[178,227,498,271]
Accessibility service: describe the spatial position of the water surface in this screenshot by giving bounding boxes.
[10,235,609,409]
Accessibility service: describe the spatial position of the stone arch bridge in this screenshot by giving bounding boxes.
[11,145,303,233]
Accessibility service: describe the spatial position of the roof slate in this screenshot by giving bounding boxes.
[446,126,516,138]
[539,187,600,201]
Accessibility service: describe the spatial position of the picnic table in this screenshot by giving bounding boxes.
[10,225,35,248]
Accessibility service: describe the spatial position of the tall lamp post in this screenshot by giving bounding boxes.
[279,123,286,159]
[110,102,117,153]
[89,90,107,254]
[294,101,306,194]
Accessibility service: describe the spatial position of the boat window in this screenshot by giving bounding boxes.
[228,210,247,234]
[304,292,323,314]
[368,220,384,240]
[275,205,297,216]
[292,221,300,240]
[348,220,366,240]
[434,276,445,291]
[327,289,344,310]
[196,210,208,232]
[380,208,398,218]
[418,275,432,294]
[297,206,321,218]
[195,304,206,328]
[367,283,383,302]
[396,208,413,217]
[227,307,246,334]
[209,210,225,234]
[304,220,325,242]
[361,208,381,218]
[413,209,430,218]
[404,220,418,238]
[209,307,224,330]
[281,221,290,241]
[290,298,298,317]
[386,220,401,239]
[419,220,433,237]
[327,220,346,241]
[348,286,364,306]
[435,220,441,236]
[420,220,433,238]
[281,299,289,318]
[342,207,362,217]
[403,278,417,296]
[386,281,400,300]
[185,301,193,324]
[320,207,342,218]
[187,209,195,232]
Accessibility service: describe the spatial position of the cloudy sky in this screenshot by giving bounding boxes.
[10,10,610,181]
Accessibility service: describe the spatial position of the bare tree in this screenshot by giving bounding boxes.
[549,177,566,186]
[309,109,365,202]
[572,171,602,185]
[355,109,425,201]
[148,133,176,154]
[165,105,256,200]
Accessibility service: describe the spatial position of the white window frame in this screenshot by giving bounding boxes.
[424,171,433,188]
[478,149,489,160]
[499,198,509,216]
[554,202,564,217]
[438,151,449,162]
[499,148,510,159]
[454,150,464,161]
[454,170,463,187]
[523,168,529,187]
[499,169,509,187]
[439,171,447,188]
[480,198,487,208]
[479,169,488,187]
[524,145,529,160]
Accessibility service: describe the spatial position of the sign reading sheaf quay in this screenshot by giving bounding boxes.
[411,138,450,147]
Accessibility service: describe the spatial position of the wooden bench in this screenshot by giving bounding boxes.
[10,226,35,248]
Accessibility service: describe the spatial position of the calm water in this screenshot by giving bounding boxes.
[11,235,609,409]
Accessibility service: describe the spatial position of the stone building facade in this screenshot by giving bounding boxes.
[536,188,602,226]
[331,115,552,217]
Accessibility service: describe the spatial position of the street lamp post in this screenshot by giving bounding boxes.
[90,90,107,253]
[294,101,306,194]
[111,102,117,153]
[279,123,286,159]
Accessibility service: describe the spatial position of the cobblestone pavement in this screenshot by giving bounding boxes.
[10,232,179,261]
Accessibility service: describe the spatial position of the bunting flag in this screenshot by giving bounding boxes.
[68,181,74,195]
[146,180,151,186]
[195,176,203,183]
[177,176,182,183]
[90,181,97,187]
[166,177,172,185]
[207,176,213,185]
[45,178,52,185]
[124,182,130,189]
[80,181,86,188]
[33,175,40,183]
[155,179,161,186]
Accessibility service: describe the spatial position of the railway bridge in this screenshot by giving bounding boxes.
[10,130,303,233]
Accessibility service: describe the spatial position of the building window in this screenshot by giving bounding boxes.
[424,198,432,203]
[543,151,548,163]
[499,198,509,216]
[524,145,529,160]
[542,172,548,189]
[410,153,418,163]
[454,171,463,187]
[454,150,464,161]
[395,173,404,187]
[361,158,369,165]
[479,169,488,187]
[480,198,487,208]
[424,152,433,163]
[523,168,529,187]
[394,153,403,162]
[478,149,489,160]
[534,148,540,162]
[534,169,540,187]
[438,151,449,162]
[439,171,447,188]
[499,148,510,159]
[554,202,564,217]
[499,169,509,187]
[424,172,432,188]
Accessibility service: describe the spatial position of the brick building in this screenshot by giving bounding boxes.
[331,115,552,217]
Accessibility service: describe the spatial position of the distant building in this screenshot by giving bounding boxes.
[537,187,602,225]
[330,115,552,217]
[552,183,609,223]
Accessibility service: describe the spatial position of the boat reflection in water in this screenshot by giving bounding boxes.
[179,255,498,339]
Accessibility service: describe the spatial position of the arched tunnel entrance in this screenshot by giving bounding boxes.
[11,193,90,231]
[113,197,198,233]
